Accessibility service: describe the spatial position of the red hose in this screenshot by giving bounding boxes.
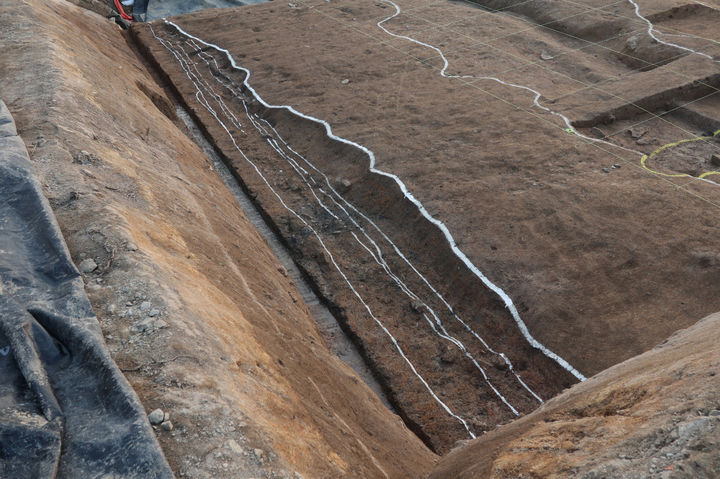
[113,0,134,21]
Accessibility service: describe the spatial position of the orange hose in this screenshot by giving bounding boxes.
[113,0,134,21]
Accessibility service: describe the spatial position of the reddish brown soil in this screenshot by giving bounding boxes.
[133,0,720,453]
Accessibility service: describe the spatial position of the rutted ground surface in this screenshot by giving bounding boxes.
[133,0,720,452]
[0,0,435,477]
[430,312,720,479]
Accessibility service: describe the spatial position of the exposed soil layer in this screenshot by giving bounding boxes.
[134,20,578,454]
[0,0,436,477]
[132,0,720,452]
[430,311,720,478]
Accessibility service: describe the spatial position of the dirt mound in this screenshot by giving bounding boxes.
[430,311,720,478]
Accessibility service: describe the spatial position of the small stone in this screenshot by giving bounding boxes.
[78,258,98,273]
[125,241,138,252]
[710,153,720,167]
[148,408,164,425]
[612,164,621,169]
[602,167,610,173]
[629,127,647,139]
[253,448,264,461]
[626,35,640,52]
[139,301,152,312]
[164,412,171,422]
[540,50,553,60]
[148,309,160,317]
[409,299,424,313]
[341,78,350,84]
[590,127,605,139]
[709,410,720,416]
[636,136,653,146]
[135,317,166,333]
[75,150,92,165]
[161,421,174,431]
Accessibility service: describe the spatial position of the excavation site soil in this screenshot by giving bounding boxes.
[131,0,720,454]
[4,0,720,477]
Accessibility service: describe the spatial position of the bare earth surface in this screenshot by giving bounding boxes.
[3,0,720,476]
[132,0,720,453]
[0,0,435,477]
[430,311,720,478]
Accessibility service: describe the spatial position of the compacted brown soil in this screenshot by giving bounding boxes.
[131,0,720,454]
[0,0,436,476]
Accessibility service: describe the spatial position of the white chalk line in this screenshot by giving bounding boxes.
[164,17,586,381]
[627,0,718,62]
[377,1,599,380]
[188,39,531,413]
[251,114,542,404]
[151,24,477,438]
[378,0,641,158]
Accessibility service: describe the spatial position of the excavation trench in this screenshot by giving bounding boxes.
[130,21,578,454]
[174,104,395,412]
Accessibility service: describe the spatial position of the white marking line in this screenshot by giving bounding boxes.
[164,17,586,382]
[257,118,541,406]
[150,25,477,438]
[190,40,527,413]
[627,0,718,62]
[378,0,640,157]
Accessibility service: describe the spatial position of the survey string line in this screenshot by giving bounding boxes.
[374,0,720,177]
[308,0,720,206]
[304,0,720,174]
[164,18,588,381]
[626,0,718,62]
[387,2,720,121]
[150,24,479,437]
[414,0,720,93]
[251,108,532,410]
[262,120,545,404]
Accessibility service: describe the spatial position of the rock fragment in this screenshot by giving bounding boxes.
[628,126,647,139]
[710,153,720,167]
[148,408,165,425]
[78,258,98,273]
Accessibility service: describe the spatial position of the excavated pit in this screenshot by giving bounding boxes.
[113,0,720,458]
[131,21,579,453]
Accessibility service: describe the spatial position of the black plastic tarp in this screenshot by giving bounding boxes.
[0,99,173,478]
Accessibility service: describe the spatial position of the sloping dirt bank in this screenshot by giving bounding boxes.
[430,311,720,478]
[131,0,720,453]
[132,19,579,454]
[0,0,435,477]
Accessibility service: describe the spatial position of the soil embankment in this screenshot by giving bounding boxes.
[430,311,720,478]
[131,0,720,453]
[3,0,720,476]
[0,0,435,477]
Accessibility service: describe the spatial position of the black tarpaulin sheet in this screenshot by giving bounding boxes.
[0,99,173,478]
